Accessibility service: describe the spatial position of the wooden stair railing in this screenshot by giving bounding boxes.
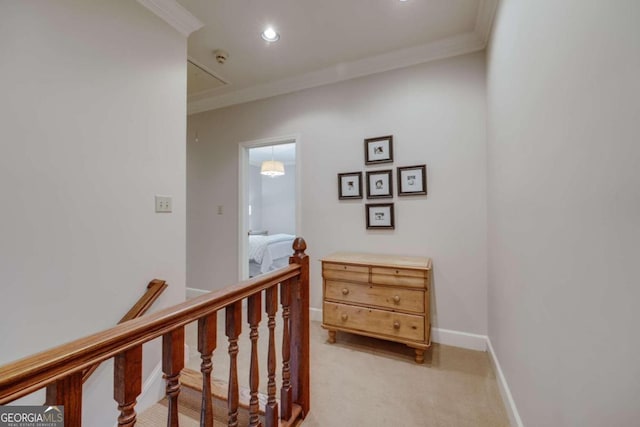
[82,279,168,384]
[0,237,310,427]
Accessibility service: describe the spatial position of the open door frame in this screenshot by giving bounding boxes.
[238,134,301,280]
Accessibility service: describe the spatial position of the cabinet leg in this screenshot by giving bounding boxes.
[327,330,336,344]
[413,348,424,364]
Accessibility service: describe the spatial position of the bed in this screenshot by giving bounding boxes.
[248,233,296,277]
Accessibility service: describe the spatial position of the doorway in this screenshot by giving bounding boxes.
[238,135,300,280]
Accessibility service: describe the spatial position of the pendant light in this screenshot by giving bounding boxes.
[260,146,285,177]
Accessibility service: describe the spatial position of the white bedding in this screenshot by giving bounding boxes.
[249,234,296,275]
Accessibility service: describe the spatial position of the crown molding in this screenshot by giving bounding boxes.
[187,1,499,115]
[474,0,499,45]
[137,0,203,37]
[188,31,484,114]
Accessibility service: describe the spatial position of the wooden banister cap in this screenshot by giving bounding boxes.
[147,279,167,289]
[292,237,307,256]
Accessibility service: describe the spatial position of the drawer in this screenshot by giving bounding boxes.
[371,266,426,278]
[323,263,369,283]
[324,263,369,273]
[324,301,424,342]
[325,280,425,314]
[370,267,426,289]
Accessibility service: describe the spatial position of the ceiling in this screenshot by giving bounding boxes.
[174,0,497,113]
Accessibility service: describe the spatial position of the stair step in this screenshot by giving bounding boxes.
[139,369,303,427]
[181,368,272,414]
[137,401,226,426]
[138,380,252,426]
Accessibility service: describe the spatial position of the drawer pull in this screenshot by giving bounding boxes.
[341,313,349,321]
[342,288,350,296]
[393,321,401,329]
[393,295,400,304]
[396,270,400,274]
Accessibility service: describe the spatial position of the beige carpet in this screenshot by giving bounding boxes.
[157,312,511,427]
[137,403,203,427]
[137,383,251,426]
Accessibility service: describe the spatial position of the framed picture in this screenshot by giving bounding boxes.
[364,135,394,165]
[366,169,393,199]
[366,203,395,229]
[397,165,427,196]
[338,172,363,199]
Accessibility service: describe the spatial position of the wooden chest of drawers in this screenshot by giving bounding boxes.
[321,252,432,363]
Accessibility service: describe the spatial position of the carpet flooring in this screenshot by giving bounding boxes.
[140,312,509,426]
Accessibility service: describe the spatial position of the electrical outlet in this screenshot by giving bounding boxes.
[217,205,223,215]
[155,195,172,213]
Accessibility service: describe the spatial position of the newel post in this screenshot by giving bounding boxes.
[289,237,310,416]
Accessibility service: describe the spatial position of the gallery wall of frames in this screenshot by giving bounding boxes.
[337,135,427,229]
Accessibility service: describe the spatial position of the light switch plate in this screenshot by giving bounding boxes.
[155,195,172,213]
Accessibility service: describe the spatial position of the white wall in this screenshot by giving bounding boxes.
[261,164,296,235]
[249,165,263,231]
[188,52,488,335]
[487,0,640,425]
[248,163,296,235]
[0,1,186,425]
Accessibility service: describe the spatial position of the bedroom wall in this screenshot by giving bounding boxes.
[188,52,487,336]
[261,164,296,235]
[0,1,187,425]
[487,0,640,425]
[248,163,295,235]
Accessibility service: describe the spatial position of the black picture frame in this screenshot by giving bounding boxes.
[338,172,363,200]
[366,203,395,229]
[364,135,394,165]
[366,169,393,199]
[397,165,427,196]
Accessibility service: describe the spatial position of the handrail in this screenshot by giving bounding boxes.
[81,279,168,384]
[0,264,301,404]
[118,279,169,324]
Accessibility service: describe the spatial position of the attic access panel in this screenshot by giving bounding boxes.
[187,59,228,95]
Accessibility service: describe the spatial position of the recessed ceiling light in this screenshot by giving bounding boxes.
[261,27,280,42]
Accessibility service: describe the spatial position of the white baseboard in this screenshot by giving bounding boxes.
[309,307,323,322]
[130,363,165,421]
[186,287,209,299]
[487,338,524,427]
[431,327,488,351]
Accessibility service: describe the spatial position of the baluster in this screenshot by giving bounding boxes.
[226,301,242,427]
[163,328,185,427]
[247,293,262,427]
[198,313,217,427]
[114,345,143,427]
[280,279,292,420]
[45,372,82,427]
[289,237,310,416]
[264,286,279,427]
